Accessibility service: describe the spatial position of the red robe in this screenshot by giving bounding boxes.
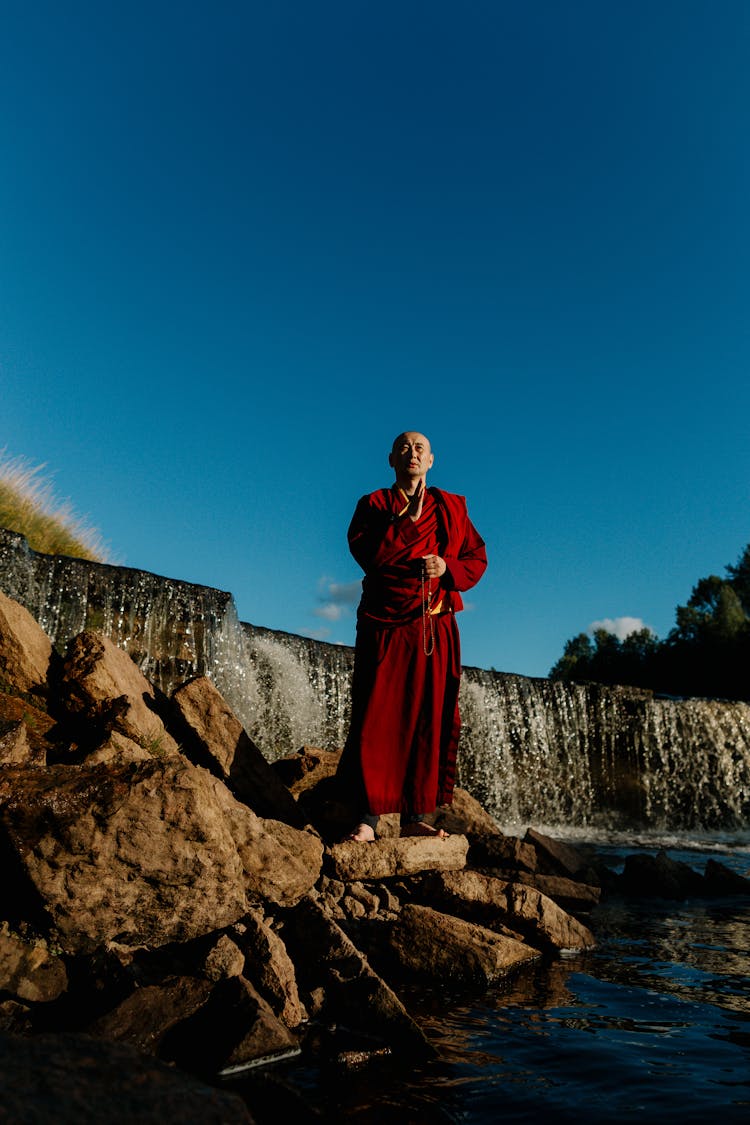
[338,486,487,816]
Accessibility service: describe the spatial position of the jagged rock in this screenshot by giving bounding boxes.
[703,858,750,895]
[386,903,539,985]
[159,975,299,1077]
[0,1030,254,1122]
[327,834,469,882]
[283,895,434,1060]
[271,744,342,796]
[202,934,246,981]
[0,691,54,763]
[420,870,596,951]
[89,975,215,1054]
[235,911,306,1028]
[513,871,601,913]
[524,827,590,879]
[469,834,538,873]
[432,788,504,838]
[621,850,706,900]
[0,923,68,1002]
[0,759,250,953]
[0,999,32,1034]
[344,882,381,917]
[84,733,153,765]
[0,721,35,765]
[171,676,306,826]
[0,590,53,696]
[59,631,179,755]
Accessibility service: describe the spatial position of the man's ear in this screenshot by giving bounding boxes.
[388,452,395,468]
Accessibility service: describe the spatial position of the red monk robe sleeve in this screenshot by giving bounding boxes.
[440,510,487,593]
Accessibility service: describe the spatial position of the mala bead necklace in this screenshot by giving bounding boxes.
[421,560,435,656]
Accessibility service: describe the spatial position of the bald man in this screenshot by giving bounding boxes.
[338,431,487,841]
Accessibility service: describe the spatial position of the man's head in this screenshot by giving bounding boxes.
[389,431,434,486]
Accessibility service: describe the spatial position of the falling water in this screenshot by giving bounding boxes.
[2,527,750,831]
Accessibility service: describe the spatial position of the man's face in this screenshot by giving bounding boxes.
[389,432,434,479]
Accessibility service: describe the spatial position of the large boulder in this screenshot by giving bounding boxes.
[386,904,539,986]
[171,676,306,827]
[0,759,250,953]
[58,631,179,756]
[0,591,53,696]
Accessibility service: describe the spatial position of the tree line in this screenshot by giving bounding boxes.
[550,544,750,701]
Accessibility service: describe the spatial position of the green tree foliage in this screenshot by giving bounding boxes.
[550,544,750,701]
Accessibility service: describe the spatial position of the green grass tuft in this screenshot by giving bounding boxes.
[0,450,110,562]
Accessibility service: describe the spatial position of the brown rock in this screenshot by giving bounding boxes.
[513,871,601,913]
[327,833,469,882]
[432,787,504,839]
[0,591,53,696]
[0,923,68,1003]
[159,976,299,1077]
[202,934,246,981]
[524,827,589,879]
[89,975,214,1055]
[236,911,305,1028]
[270,744,342,796]
[0,759,250,953]
[0,692,55,763]
[469,834,538,873]
[227,811,323,908]
[0,722,35,766]
[283,895,434,1059]
[387,903,539,985]
[171,676,305,826]
[0,1030,254,1123]
[59,631,179,755]
[423,870,596,952]
[84,733,153,765]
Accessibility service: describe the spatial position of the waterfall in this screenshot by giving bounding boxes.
[2,527,749,831]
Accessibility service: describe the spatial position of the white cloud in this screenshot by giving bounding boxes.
[588,616,649,640]
[325,580,361,605]
[312,577,361,623]
[314,602,346,621]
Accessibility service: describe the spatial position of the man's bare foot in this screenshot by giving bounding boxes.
[343,823,376,843]
[399,822,450,839]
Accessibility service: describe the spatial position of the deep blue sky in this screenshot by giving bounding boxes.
[2,1,748,676]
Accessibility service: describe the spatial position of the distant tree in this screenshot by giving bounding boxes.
[549,632,593,681]
[549,541,750,701]
[726,544,750,614]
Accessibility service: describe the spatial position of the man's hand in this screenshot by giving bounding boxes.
[422,554,446,578]
[406,480,425,521]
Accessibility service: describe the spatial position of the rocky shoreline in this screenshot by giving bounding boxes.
[1,589,747,1123]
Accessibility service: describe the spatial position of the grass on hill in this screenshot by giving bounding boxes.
[0,451,110,562]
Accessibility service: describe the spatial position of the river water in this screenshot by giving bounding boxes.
[255,832,750,1124]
